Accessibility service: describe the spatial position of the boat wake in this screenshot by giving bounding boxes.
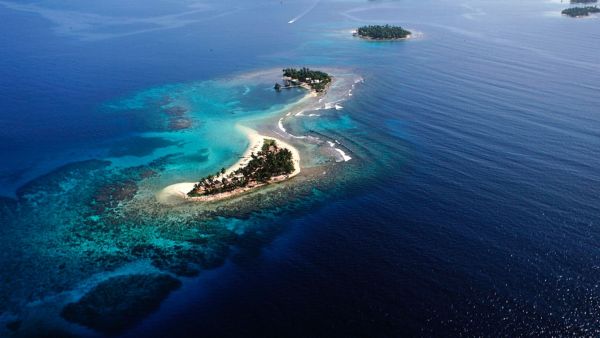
[288,0,321,24]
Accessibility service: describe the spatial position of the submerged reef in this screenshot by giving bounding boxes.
[0,69,382,336]
[61,274,181,334]
[0,152,363,337]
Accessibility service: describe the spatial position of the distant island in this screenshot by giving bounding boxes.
[187,138,295,198]
[562,6,600,17]
[570,0,597,4]
[353,24,411,40]
[275,67,332,92]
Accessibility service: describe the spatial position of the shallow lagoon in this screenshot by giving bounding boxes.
[0,67,365,335]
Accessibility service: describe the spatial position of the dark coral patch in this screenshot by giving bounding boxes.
[6,319,21,331]
[168,117,193,130]
[164,106,188,116]
[16,160,111,200]
[91,180,138,212]
[61,274,181,335]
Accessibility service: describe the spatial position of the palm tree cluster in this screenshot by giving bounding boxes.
[187,139,295,197]
[356,25,411,39]
[570,0,597,4]
[281,67,332,92]
[562,6,600,18]
[562,6,599,16]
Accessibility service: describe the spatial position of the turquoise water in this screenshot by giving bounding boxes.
[1,0,600,336]
[102,74,308,185]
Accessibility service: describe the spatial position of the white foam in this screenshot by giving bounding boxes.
[334,148,352,162]
[275,130,307,140]
[278,118,286,133]
[334,104,343,110]
[288,0,321,24]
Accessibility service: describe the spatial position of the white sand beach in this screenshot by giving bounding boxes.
[156,125,300,205]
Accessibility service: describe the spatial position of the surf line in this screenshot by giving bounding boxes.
[288,0,321,24]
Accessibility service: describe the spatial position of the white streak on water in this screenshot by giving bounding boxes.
[288,0,321,24]
[327,140,351,162]
[334,148,352,162]
[278,118,286,133]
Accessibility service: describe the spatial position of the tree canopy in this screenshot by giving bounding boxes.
[281,67,332,92]
[570,0,597,4]
[562,6,600,16]
[356,25,411,40]
[187,139,295,197]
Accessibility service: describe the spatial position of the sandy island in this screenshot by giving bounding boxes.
[156,125,300,205]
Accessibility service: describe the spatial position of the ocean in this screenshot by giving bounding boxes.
[1,0,599,336]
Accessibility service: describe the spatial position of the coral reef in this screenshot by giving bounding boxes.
[61,274,181,334]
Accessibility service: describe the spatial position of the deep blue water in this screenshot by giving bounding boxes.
[1,0,600,336]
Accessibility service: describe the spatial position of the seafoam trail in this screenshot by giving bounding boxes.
[288,0,321,24]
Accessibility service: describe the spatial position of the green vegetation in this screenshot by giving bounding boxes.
[187,139,295,197]
[279,67,332,92]
[355,24,411,40]
[562,6,600,16]
[570,0,597,4]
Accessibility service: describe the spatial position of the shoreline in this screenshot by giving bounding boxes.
[354,33,411,41]
[156,125,301,204]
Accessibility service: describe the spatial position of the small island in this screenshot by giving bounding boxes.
[570,0,597,4]
[187,138,295,198]
[275,67,332,92]
[157,126,301,204]
[353,24,411,40]
[562,6,600,17]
